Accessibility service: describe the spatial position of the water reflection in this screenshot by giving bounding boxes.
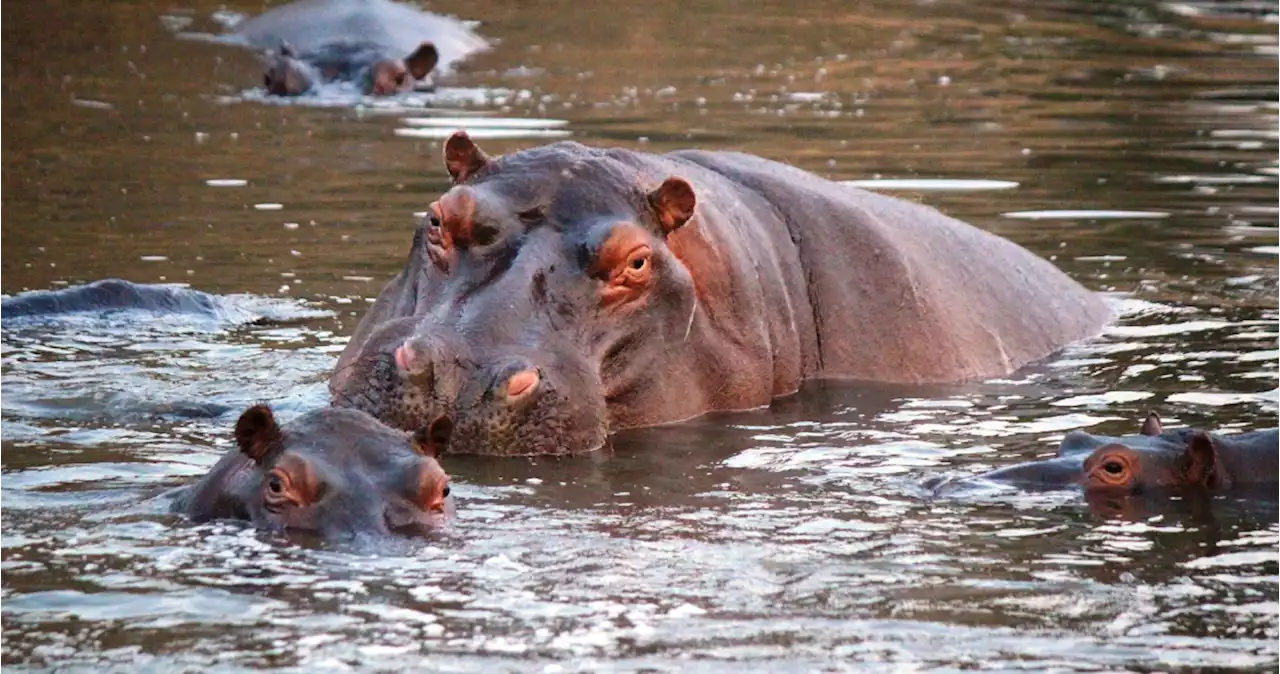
[2,0,1277,669]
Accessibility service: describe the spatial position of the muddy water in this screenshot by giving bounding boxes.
[2,0,1278,670]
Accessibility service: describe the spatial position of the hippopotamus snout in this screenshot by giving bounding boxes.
[972,455,1086,488]
[391,337,608,456]
[408,345,542,408]
[929,454,1086,498]
[331,314,608,456]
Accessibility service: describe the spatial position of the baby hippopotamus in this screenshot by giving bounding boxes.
[171,405,452,539]
[931,412,1279,497]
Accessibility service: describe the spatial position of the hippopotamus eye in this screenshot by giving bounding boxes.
[428,215,441,228]
[630,256,647,271]
[395,73,407,86]
[1104,461,1124,475]
[267,475,284,493]
[442,484,451,498]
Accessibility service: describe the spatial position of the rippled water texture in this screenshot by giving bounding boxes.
[3,0,1278,670]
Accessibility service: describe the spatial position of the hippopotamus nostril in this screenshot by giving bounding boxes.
[504,369,540,402]
[393,341,416,371]
[395,340,434,388]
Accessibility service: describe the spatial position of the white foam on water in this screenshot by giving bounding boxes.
[844,179,1020,191]
[400,116,568,129]
[393,128,572,140]
[1155,174,1273,185]
[1166,391,1277,407]
[1050,391,1155,407]
[1002,210,1171,220]
[1105,320,1232,338]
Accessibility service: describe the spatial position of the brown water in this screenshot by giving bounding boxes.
[3,0,1278,670]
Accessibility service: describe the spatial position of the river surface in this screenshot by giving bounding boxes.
[2,0,1278,671]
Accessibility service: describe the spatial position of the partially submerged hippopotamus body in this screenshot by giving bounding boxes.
[931,413,1279,497]
[2,279,228,319]
[330,133,1112,455]
[216,0,488,96]
[171,405,452,539]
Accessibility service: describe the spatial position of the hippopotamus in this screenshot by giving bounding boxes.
[2,279,233,320]
[930,413,1280,497]
[329,133,1112,455]
[215,0,488,96]
[170,405,453,538]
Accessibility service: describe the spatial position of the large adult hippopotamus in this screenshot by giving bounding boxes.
[930,412,1280,496]
[171,405,453,538]
[213,0,488,96]
[330,133,1112,455]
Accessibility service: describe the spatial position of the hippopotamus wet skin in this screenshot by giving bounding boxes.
[2,279,227,318]
[330,133,1112,455]
[931,412,1280,496]
[215,0,488,96]
[171,405,452,538]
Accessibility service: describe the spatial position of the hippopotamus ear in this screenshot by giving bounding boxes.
[235,404,284,464]
[412,417,453,458]
[1141,411,1163,436]
[279,40,296,58]
[444,131,491,184]
[404,41,439,80]
[647,177,697,234]
[1183,431,1219,487]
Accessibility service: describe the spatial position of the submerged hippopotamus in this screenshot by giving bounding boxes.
[930,412,1279,497]
[2,279,228,319]
[216,0,488,96]
[171,405,452,538]
[330,133,1112,455]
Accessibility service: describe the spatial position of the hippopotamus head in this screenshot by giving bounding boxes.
[262,41,318,96]
[331,134,706,455]
[933,413,1234,497]
[261,40,439,97]
[177,405,453,539]
[367,42,439,95]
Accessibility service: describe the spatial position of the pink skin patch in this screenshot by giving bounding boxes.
[394,342,417,373]
[506,369,539,399]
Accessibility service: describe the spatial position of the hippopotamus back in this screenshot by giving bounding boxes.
[227,0,488,72]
